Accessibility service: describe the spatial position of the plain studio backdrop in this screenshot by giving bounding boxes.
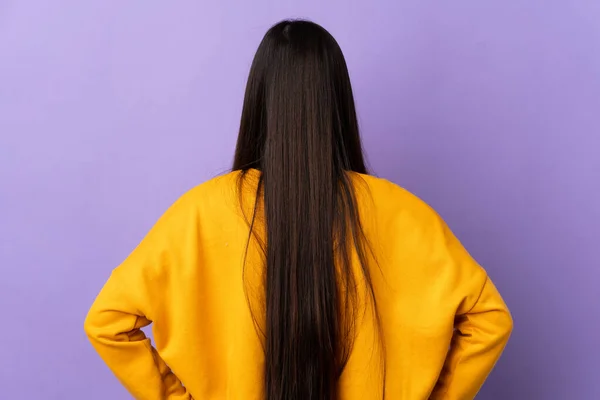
[1,1,599,399]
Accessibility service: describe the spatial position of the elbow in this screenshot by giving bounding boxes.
[499,308,514,343]
[83,311,94,338]
[506,311,514,336]
[83,306,100,341]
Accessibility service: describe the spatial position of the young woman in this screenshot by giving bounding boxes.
[85,20,512,400]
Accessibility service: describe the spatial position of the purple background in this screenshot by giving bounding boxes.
[1,1,599,399]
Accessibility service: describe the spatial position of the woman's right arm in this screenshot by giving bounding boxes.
[430,274,513,399]
[427,218,513,399]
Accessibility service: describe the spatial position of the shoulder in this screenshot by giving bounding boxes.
[163,170,244,220]
[179,170,244,203]
[356,173,442,229]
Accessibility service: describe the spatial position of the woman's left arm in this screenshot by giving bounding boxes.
[85,193,198,400]
[85,262,189,400]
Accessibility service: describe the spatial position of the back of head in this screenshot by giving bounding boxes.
[233,20,373,400]
[233,19,366,174]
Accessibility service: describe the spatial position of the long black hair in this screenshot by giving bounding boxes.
[233,20,380,400]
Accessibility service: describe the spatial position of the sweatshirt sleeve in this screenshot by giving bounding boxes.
[429,220,513,400]
[84,194,195,400]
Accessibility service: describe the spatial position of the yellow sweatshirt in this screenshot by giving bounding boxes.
[85,170,512,400]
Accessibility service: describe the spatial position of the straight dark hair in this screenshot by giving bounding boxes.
[233,20,380,400]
